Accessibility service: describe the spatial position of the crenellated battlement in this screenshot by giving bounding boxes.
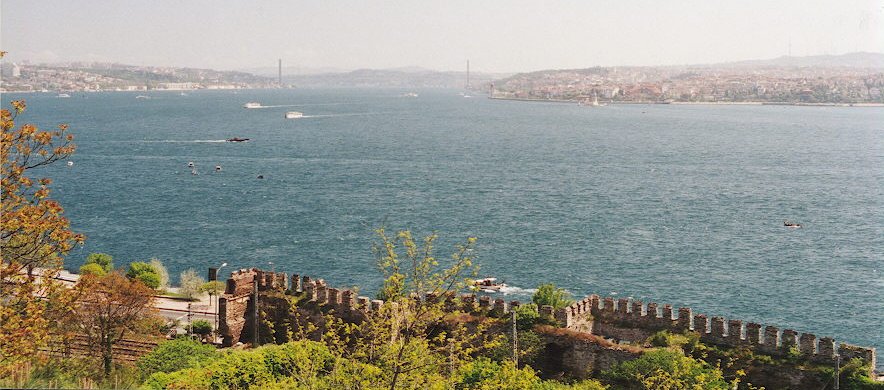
[216,269,877,373]
[554,294,876,370]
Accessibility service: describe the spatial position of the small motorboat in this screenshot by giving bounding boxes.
[226,137,250,142]
[243,102,262,109]
[285,111,304,119]
[784,221,802,228]
[187,161,195,168]
[215,165,222,172]
[472,278,506,292]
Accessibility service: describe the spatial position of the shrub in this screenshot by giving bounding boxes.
[78,262,106,277]
[83,252,113,273]
[532,283,573,310]
[602,349,729,389]
[126,261,161,289]
[514,303,541,331]
[136,338,218,379]
[454,357,541,389]
[647,330,700,353]
[839,358,884,389]
[190,319,212,336]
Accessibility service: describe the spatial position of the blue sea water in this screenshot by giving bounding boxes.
[4,89,882,364]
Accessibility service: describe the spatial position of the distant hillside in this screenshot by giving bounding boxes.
[282,68,510,89]
[719,52,884,69]
[0,62,276,92]
[491,52,884,104]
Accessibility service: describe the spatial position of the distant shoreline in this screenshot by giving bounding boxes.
[488,96,884,107]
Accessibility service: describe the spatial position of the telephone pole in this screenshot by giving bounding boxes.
[512,310,518,365]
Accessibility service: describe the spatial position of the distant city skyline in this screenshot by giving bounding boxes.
[1,0,882,73]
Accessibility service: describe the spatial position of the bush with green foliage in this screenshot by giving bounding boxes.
[82,252,114,273]
[647,330,700,354]
[533,283,573,310]
[136,338,218,379]
[190,319,212,336]
[78,262,106,276]
[602,349,729,389]
[454,357,541,389]
[143,339,612,390]
[837,358,884,390]
[126,261,161,289]
[514,303,541,330]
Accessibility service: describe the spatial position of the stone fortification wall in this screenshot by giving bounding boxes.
[553,294,877,371]
[218,269,877,376]
[218,268,290,346]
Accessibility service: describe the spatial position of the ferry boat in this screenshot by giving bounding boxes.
[243,102,262,109]
[285,111,304,119]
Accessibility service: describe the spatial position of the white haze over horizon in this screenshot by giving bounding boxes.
[1,0,882,73]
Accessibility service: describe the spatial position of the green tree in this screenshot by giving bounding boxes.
[148,258,169,290]
[367,228,492,389]
[83,252,113,273]
[201,280,225,307]
[602,349,729,390]
[136,338,217,379]
[126,261,160,289]
[178,268,204,300]
[532,283,573,310]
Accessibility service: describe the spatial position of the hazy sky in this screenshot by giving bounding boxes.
[2,0,882,72]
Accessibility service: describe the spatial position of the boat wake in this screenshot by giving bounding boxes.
[302,112,394,118]
[497,286,538,296]
[142,140,229,143]
[254,102,353,108]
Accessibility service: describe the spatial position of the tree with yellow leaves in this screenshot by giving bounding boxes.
[1,91,83,372]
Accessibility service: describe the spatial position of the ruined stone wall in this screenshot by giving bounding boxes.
[218,268,291,346]
[218,268,878,377]
[553,294,877,371]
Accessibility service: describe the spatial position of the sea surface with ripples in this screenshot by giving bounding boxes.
[4,89,881,366]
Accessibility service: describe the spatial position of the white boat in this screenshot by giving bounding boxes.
[56,93,71,98]
[401,92,419,98]
[243,102,262,109]
[472,278,506,292]
[135,95,150,99]
[285,111,304,119]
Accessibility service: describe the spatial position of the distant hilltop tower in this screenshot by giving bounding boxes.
[278,59,282,88]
